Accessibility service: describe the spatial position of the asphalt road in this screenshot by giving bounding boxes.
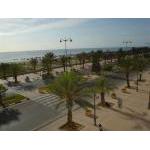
[0,100,67,131]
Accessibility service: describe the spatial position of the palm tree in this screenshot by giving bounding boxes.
[42,52,54,75]
[95,76,112,106]
[0,84,7,108]
[134,56,147,81]
[30,58,38,72]
[133,55,147,91]
[87,87,98,126]
[68,56,72,68]
[91,51,101,73]
[10,63,22,83]
[0,63,10,79]
[117,48,125,63]
[77,52,87,69]
[118,56,133,88]
[48,71,87,129]
[60,55,67,72]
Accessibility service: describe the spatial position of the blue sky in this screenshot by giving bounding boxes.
[0,18,150,52]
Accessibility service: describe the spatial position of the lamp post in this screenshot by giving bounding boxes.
[60,37,72,71]
[123,41,132,50]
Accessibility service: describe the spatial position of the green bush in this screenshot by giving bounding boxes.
[3,94,26,106]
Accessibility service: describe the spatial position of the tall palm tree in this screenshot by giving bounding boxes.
[91,51,101,73]
[30,58,38,72]
[77,52,87,69]
[117,48,125,63]
[0,63,10,80]
[118,56,133,88]
[48,71,87,129]
[10,63,22,83]
[95,76,112,106]
[42,52,54,75]
[87,87,99,126]
[60,55,67,72]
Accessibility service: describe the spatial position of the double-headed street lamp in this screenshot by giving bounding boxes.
[60,37,72,57]
[60,37,72,71]
[123,41,132,49]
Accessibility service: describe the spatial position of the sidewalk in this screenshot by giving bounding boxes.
[38,70,150,131]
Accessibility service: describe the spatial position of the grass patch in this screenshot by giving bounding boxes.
[3,94,27,107]
[38,86,49,94]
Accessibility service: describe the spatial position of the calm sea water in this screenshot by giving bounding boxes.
[0,48,120,63]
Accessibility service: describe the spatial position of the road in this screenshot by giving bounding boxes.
[0,93,79,131]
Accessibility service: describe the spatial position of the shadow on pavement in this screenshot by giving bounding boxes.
[0,108,21,126]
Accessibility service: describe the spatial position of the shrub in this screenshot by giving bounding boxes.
[3,94,26,106]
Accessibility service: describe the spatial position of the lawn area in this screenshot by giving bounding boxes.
[3,94,27,107]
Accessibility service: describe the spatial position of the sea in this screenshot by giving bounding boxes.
[0,47,120,63]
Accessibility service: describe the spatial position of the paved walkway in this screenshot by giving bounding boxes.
[39,70,150,131]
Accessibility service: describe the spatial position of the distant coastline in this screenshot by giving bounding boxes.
[0,47,123,63]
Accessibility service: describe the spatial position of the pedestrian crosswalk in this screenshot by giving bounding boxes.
[31,94,79,112]
[32,94,62,107]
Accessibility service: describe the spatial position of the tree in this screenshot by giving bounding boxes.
[10,63,22,83]
[0,63,10,79]
[87,87,98,126]
[60,55,67,72]
[77,52,87,69]
[48,71,87,129]
[68,56,72,68]
[0,84,7,108]
[42,52,54,75]
[117,48,125,63]
[118,56,133,88]
[95,76,112,106]
[133,55,147,91]
[91,51,101,73]
[30,58,38,72]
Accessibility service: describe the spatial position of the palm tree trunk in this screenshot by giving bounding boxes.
[93,93,96,126]
[0,95,6,108]
[63,64,66,72]
[14,75,18,83]
[67,100,73,125]
[101,92,105,105]
[139,73,142,81]
[136,73,138,92]
[126,72,130,88]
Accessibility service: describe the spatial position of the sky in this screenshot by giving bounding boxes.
[0,18,150,52]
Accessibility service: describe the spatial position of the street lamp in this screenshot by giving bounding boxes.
[123,41,132,49]
[60,37,72,56]
[60,37,72,70]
